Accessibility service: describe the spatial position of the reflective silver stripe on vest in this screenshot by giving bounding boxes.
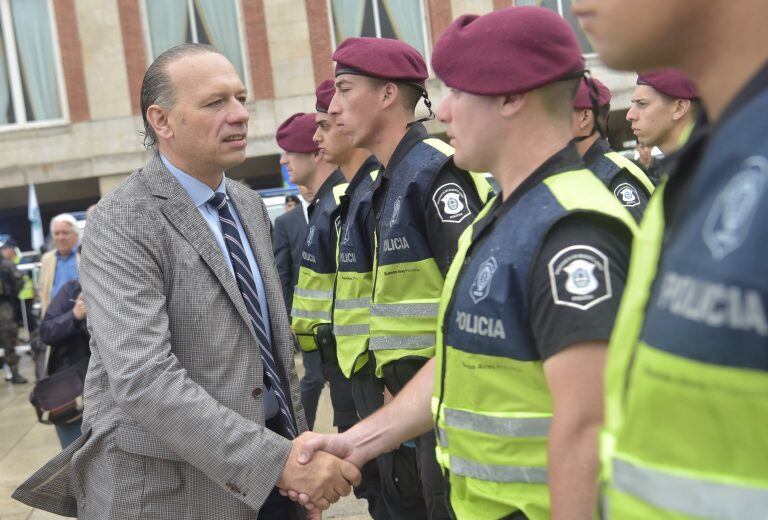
[333,324,370,336]
[335,297,371,310]
[451,455,547,484]
[612,458,768,520]
[437,427,448,447]
[293,287,334,299]
[370,303,440,318]
[444,408,551,438]
[369,334,436,351]
[291,309,332,320]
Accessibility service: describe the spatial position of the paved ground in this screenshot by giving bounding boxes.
[0,352,371,519]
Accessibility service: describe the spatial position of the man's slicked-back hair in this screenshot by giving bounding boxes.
[139,43,224,149]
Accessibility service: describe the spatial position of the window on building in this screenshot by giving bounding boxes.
[518,0,595,54]
[329,0,429,59]
[0,0,64,128]
[143,0,246,82]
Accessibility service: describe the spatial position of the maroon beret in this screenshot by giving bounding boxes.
[432,7,584,96]
[573,76,611,109]
[315,79,335,113]
[333,37,428,89]
[276,113,317,154]
[637,69,699,99]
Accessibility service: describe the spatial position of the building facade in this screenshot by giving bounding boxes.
[0,0,636,248]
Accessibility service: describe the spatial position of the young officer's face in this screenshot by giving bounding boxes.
[328,75,380,149]
[437,88,500,173]
[626,85,676,148]
[313,112,353,166]
[572,0,700,72]
[280,151,316,186]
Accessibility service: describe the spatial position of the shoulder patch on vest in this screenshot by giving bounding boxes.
[703,155,768,261]
[613,182,641,207]
[432,183,471,224]
[548,245,612,310]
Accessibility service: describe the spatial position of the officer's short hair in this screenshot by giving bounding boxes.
[364,77,422,113]
[537,78,581,122]
[140,43,226,150]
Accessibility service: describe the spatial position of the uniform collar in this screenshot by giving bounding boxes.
[346,155,380,194]
[312,169,345,205]
[583,138,611,166]
[473,144,583,240]
[381,123,429,179]
[308,170,345,219]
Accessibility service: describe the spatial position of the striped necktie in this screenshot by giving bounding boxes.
[208,192,298,438]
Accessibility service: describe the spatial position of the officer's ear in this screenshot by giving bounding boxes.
[380,82,399,110]
[671,98,692,121]
[147,104,173,141]
[499,93,525,119]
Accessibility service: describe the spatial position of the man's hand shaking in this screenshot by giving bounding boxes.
[276,432,361,511]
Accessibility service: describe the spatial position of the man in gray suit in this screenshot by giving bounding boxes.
[13,43,359,519]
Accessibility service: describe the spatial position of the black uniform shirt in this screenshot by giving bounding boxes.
[307,168,346,252]
[471,145,633,361]
[367,123,485,275]
[583,138,650,223]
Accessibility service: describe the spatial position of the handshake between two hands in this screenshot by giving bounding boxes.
[277,431,363,514]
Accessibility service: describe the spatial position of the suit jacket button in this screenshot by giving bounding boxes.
[252,387,263,398]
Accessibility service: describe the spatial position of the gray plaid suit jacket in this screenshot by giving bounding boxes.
[13,154,308,518]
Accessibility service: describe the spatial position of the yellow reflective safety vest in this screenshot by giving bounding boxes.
[13,256,34,300]
[602,87,768,519]
[369,137,492,377]
[291,170,347,351]
[333,157,380,377]
[433,166,637,520]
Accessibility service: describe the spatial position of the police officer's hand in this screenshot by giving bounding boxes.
[72,294,87,321]
[279,431,365,508]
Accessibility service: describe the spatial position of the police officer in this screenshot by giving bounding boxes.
[571,76,655,221]
[288,82,391,519]
[0,240,25,384]
[327,36,492,519]
[294,7,636,519]
[276,112,335,430]
[572,0,768,517]
[626,68,700,158]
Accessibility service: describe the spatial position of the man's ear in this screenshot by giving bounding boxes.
[312,149,325,164]
[499,92,525,118]
[380,82,399,110]
[579,109,594,131]
[671,98,692,121]
[147,104,173,140]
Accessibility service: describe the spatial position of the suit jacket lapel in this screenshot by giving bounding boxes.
[141,155,254,334]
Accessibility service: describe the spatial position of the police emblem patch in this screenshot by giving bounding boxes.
[432,183,472,223]
[548,245,611,310]
[390,196,402,227]
[703,155,768,261]
[306,225,316,247]
[470,257,498,304]
[613,182,641,207]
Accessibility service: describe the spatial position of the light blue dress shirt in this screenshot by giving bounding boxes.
[162,155,279,418]
[52,250,78,300]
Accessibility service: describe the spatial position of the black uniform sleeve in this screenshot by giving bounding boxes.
[424,163,486,275]
[271,214,294,314]
[528,214,632,360]
[608,170,650,223]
